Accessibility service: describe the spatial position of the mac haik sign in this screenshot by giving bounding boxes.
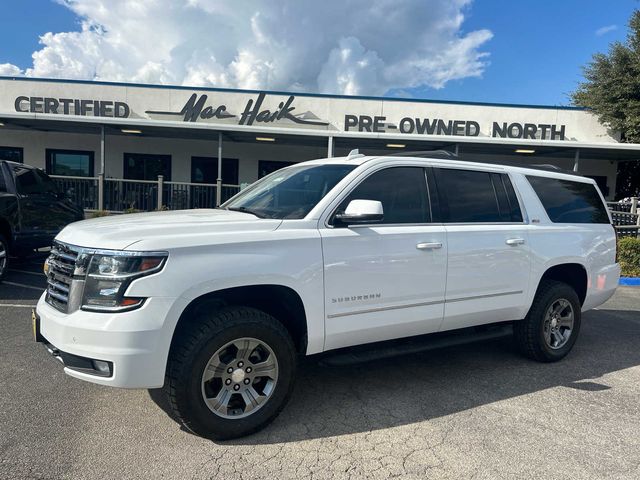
[10,87,605,142]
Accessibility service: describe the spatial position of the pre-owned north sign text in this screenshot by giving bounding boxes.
[344,114,566,140]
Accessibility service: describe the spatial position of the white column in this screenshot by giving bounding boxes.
[327,136,334,158]
[216,132,223,206]
[100,125,106,175]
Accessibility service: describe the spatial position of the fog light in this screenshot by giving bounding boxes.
[92,360,111,375]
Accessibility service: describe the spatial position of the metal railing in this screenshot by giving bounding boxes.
[50,174,242,213]
[608,197,639,238]
[52,175,100,210]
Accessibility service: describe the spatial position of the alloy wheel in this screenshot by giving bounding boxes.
[201,337,279,419]
[543,298,574,349]
[0,241,7,277]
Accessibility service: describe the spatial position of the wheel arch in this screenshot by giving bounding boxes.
[534,262,588,307]
[170,284,309,357]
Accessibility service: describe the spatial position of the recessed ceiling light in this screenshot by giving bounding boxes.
[121,129,142,134]
[256,137,275,142]
[386,143,406,148]
[515,149,535,154]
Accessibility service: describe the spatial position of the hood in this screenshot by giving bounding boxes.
[55,209,283,251]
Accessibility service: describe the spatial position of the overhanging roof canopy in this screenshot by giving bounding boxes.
[1,112,640,162]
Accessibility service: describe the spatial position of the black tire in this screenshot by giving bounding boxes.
[164,306,297,440]
[0,234,9,282]
[514,280,581,362]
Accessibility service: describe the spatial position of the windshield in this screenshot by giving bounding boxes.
[13,166,59,195]
[223,164,356,219]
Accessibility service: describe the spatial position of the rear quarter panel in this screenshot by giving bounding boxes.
[512,173,618,313]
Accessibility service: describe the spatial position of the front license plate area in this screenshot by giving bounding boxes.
[32,310,44,343]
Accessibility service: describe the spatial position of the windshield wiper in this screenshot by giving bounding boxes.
[225,206,267,218]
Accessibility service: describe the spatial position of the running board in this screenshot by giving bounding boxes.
[317,324,513,367]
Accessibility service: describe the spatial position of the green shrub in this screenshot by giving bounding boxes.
[123,207,141,214]
[618,237,640,277]
[90,210,110,218]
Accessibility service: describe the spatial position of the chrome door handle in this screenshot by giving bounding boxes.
[506,238,525,246]
[416,242,443,250]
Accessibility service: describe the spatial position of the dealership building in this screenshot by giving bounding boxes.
[1,76,639,210]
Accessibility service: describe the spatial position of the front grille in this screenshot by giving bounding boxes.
[46,242,80,312]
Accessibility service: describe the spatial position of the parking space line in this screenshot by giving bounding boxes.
[0,303,37,308]
[3,281,45,291]
[8,269,44,276]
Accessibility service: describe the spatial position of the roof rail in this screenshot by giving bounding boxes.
[525,164,583,177]
[383,149,459,159]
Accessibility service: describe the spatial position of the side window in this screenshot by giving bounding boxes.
[526,175,610,224]
[335,167,430,224]
[490,173,523,222]
[435,168,503,223]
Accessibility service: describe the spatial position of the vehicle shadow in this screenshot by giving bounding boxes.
[149,305,640,444]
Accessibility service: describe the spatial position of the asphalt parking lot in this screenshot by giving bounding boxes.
[1,258,639,480]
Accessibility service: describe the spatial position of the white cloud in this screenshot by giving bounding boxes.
[1,0,493,96]
[0,63,23,76]
[595,24,617,36]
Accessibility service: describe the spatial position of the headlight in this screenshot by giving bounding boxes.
[82,252,167,312]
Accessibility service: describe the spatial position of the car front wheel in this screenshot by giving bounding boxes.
[164,306,297,440]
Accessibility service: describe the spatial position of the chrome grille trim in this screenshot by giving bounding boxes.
[47,278,70,294]
[45,241,81,313]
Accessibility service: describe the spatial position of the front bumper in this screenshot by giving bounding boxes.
[35,292,187,388]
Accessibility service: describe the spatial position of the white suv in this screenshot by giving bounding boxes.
[34,152,620,439]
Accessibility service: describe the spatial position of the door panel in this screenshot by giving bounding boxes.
[432,167,532,330]
[319,165,446,351]
[321,225,447,350]
[442,224,531,330]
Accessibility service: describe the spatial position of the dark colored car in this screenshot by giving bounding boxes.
[0,161,84,279]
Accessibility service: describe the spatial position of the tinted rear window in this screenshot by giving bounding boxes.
[527,176,610,224]
[435,168,502,223]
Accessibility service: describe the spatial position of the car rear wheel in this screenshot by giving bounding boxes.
[164,306,297,440]
[514,279,582,362]
[0,234,9,281]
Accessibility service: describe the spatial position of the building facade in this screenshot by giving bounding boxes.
[1,76,639,207]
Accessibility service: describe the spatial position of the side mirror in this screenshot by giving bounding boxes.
[334,199,384,226]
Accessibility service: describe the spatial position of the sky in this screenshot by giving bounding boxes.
[0,0,637,106]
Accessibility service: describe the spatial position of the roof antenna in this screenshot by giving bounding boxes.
[347,149,364,160]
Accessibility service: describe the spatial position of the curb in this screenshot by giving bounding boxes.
[619,277,640,286]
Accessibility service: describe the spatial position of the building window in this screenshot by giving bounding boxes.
[46,149,94,177]
[191,157,239,185]
[258,160,295,178]
[0,146,24,163]
[123,153,171,181]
